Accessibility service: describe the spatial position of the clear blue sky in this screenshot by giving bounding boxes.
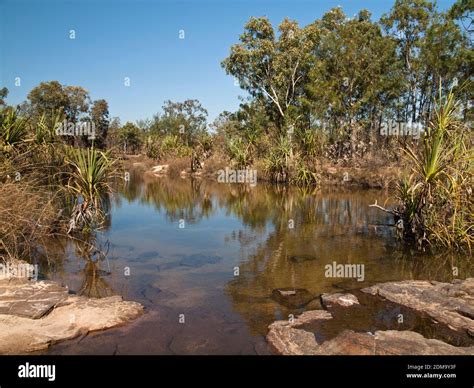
[0,0,457,124]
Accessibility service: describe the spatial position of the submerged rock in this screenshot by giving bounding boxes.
[289,254,318,263]
[362,278,474,335]
[271,288,316,308]
[161,254,222,270]
[178,254,222,268]
[0,279,144,354]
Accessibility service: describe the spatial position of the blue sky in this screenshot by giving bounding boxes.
[0,0,457,124]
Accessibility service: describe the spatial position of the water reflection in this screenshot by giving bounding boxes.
[44,171,472,354]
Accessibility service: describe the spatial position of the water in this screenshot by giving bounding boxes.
[42,171,472,354]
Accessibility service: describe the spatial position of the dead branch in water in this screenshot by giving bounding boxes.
[369,200,400,217]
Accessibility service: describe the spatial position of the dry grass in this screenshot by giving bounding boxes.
[0,181,63,261]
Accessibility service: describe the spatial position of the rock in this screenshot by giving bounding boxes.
[0,294,143,354]
[178,254,221,268]
[315,330,474,355]
[267,310,332,355]
[138,251,160,260]
[0,278,69,319]
[268,320,474,355]
[267,278,474,355]
[0,279,144,354]
[289,254,317,263]
[321,292,359,308]
[362,278,474,335]
[162,254,222,270]
[271,288,316,308]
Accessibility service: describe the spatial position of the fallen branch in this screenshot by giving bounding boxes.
[369,200,400,217]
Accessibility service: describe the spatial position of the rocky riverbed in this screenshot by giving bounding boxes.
[0,276,144,354]
[267,278,474,355]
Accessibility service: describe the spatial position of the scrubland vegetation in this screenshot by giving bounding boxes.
[0,0,472,258]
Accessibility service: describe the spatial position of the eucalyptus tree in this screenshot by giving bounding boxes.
[90,99,110,149]
[27,81,90,123]
[222,17,317,135]
[306,8,402,149]
[381,0,436,123]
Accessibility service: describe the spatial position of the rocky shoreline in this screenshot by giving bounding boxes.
[0,276,144,354]
[267,278,474,355]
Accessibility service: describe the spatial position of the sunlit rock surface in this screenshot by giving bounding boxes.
[267,278,474,355]
[362,278,474,335]
[0,278,144,354]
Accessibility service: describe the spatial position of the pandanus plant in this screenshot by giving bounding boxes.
[373,86,473,250]
[0,108,28,152]
[65,146,116,232]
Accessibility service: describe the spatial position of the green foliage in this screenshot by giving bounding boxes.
[293,163,318,186]
[118,122,142,154]
[65,146,115,207]
[396,88,473,250]
[0,108,28,151]
[264,136,293,182]
[90,99,109,148]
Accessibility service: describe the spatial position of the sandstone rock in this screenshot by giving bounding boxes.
[0,295,144,354]
[0,279,144,354]
[321,292,359,308]
[362,278,474,335]
[267,310,332,355]
[0,279,69,319]
[267,323,474,355]
[315,330,474,355]
[267,278,474,355]
[271,288,316,308]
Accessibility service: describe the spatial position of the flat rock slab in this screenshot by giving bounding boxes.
[362,278,474,335]
[267,278,474,355]
[321,293,359,308]
[0,294,144,354]
[316,330,474,355]
[267,311,332,355]
[267,311,474,355]
[0,279,69,319]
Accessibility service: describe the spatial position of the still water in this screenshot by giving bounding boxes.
[43,171,472,354]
